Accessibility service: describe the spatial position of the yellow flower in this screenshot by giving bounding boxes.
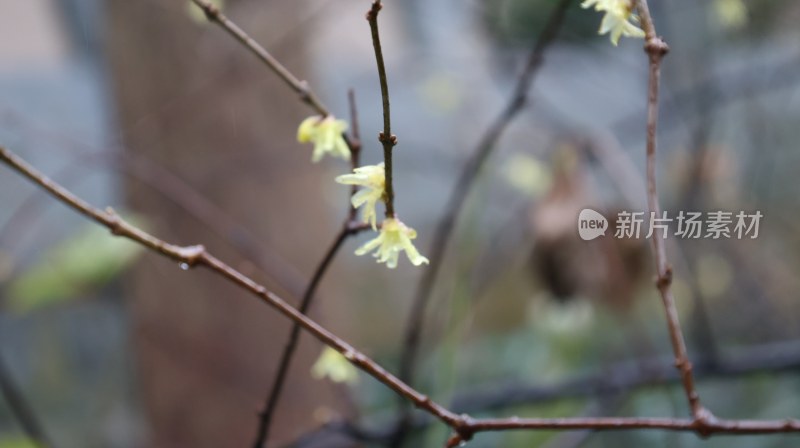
[335,163,385,230]
[297,115,351,162]
[713,0,748,30]
[311,347,358,385]
[582,0,645,46]
[505,154,552,197]
[355,218,429,269]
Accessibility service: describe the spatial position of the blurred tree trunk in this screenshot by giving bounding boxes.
[104,1,345,446]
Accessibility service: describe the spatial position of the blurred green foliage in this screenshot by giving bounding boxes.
[6,222,143,313]
[0,436,38,448]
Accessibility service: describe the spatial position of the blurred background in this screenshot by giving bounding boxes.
[1,0,799,447]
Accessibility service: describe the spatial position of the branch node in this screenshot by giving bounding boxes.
[199,0,220,21]
[366,1,383,21]
[674,357,692,372]
[455,413,476,432]
[445,415,475,448]
[655,265,673,289]
[378,132,397,146]
[179,244,207,266]
[104,207,124,235]
[692,407,718,438]
[445,432,468,448]
[645,37,670,58]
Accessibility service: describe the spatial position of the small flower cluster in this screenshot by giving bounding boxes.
[297,115,429,269]
[581,0,645,46]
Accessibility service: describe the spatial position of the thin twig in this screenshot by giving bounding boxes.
[394,0,573,438]
[252,225,354,447]
[366,1,397,218]
[287,339,800,446]
[0,354,54,448]
[190,0,329,116]
[3,146,800,445]
[635,0,706,421]
[251,89,364,445]
[292,414,800,447]
[0,112,308,298]
[463,416,800,434]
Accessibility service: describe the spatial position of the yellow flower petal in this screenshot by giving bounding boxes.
[355,233,384,256]
[297,115,351,162]
[311,347,358,385]
[297,116,319,143]
[585,0,644,45]
[336,163,385,230]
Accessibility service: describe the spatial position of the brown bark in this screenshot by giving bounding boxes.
[104,1,342,446]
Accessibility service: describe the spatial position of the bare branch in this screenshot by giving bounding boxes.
[366,0,398,218]
[190,0,330,116]
[2,145,800,446]
[288,340,800,445]
[635,0,706,421]
[0,145,461,430]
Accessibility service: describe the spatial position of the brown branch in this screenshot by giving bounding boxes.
[463,416,800,434]
[0,145,464,427]
[252,226,352,447]
[292,413,800,448]
[287,340,800,446]
[635,0,706,421]
[0,354,55,448]
[393,0,573,440]
[189,0,330,116]
[366,1,397,218]
[0,111,309,299]
[2,145,800,445]
[0,150,305,297]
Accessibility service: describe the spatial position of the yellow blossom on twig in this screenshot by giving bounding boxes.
[335,163,385,230]
[582,0,645,46]
[311,347,358,384]
[297,115,351,162]
[355,218,429,269]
